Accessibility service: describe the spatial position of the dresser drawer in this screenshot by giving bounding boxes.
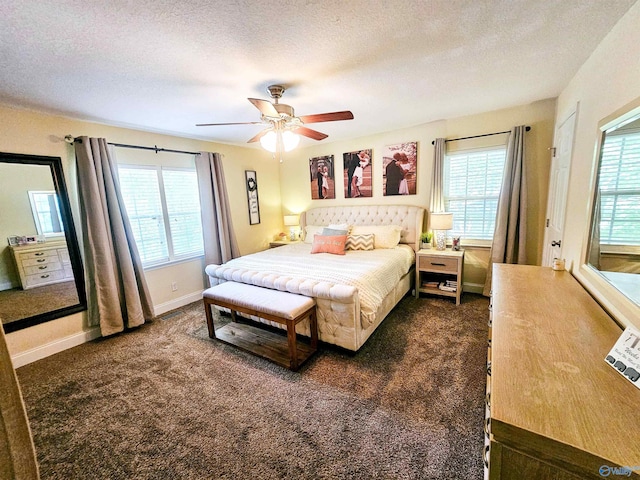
[22,256,58,267]
[418,255,459,272]
[25,270,65,288]
[57,248,71,265]
[24,261,62,276]
[20,249,59,260]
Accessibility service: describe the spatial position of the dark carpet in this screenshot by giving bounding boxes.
[0,281,79,324]
[16,293,489,480]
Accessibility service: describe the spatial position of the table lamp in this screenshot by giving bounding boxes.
[283,214,300,241]
[430,212,453,250]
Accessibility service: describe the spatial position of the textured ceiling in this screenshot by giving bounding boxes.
[0,0,636,147]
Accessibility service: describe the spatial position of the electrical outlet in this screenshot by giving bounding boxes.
[171,282,178,292]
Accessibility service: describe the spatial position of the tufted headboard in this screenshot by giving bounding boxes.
[300,205,426,251]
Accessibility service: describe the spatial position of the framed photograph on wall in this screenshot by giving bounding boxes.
[309,155,335,200]
[383,142,417,196]
[343,149,372,198]
[245,170,260,225]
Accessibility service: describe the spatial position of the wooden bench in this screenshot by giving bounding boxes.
[202,282,318,371]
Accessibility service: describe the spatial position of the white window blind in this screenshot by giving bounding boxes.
[599,130,640,245]
[444,147,506,241]
[163,169,204,258]
[118,165,204,266]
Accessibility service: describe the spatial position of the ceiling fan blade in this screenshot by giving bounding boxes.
[295,126,328,141]
[248,98,279,117]
[196,121,263,126]
[297,111,354,124]
[247,129,269,143]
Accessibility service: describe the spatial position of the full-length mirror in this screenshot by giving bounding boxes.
[0,152,86,333]
[586,106,640,307]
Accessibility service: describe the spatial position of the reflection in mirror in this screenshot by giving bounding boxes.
[29,190,64,237]
[0,152,86,333]
[587,110,640,306]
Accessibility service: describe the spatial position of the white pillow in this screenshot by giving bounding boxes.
[303,225,324,243]
[328,223,352,233]
[350,225,402,249]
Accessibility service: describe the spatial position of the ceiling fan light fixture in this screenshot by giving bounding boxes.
[259,129,300,153]
[282,130,300,151]
[260,130,277,152]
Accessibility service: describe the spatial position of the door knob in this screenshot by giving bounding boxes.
[551,240,561,247]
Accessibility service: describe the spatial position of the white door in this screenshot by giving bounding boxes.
[542,109,577,266]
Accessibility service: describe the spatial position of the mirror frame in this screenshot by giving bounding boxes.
[578,96,640,329]
[0,151,87,333]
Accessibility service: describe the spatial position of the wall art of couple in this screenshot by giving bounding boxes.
[383,142,417,196]
[343,149,372,198]
[309,155,335,200]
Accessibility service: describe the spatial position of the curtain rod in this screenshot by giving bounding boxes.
[431,126,531,145]
[64,135,199,156]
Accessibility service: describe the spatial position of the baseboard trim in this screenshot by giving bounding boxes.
[153,290,203,317]
[11,328,102,368]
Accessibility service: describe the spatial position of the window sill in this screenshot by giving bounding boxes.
[143,254,204,271]
[447,241,492,249]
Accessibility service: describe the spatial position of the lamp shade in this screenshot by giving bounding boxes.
[431,212,453,230]
[260,130,300,153]
[260,131,277,152]
[283,214,299,226]
[281,131,300,151]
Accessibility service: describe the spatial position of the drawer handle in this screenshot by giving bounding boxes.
[488,318,492,328]
[38,266,48,270]
[35,252,44,256]
[487,361,491,376]
[484,417,491,438]
[483,444,490,468]
[430,262,446,266]
[37,258,46,263]
[40,274,50,278]
[485,392,491,408]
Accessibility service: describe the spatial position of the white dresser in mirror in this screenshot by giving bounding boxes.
[10,240,74,289]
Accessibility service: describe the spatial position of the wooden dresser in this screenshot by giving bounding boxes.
[10,240,74,289]
[486,264,640,479]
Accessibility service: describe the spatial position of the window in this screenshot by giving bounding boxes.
[117,165,204,266]
[28,190,64,236]
[598,129,640,245]
[443,147,507,242]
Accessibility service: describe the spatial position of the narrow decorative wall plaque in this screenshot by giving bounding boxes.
[245,170,260,225]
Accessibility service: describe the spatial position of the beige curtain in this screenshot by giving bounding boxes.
[0,323,39,480]
[483,126,528,296]
[75,137,154,335]
[430,138,446,214]
[196,152,240,266]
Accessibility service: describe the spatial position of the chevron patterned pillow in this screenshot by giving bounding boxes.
[345,233,375,251]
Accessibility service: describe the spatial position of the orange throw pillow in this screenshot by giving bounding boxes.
[310,234,347,255]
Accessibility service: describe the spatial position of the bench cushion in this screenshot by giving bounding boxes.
[203,282,315,321]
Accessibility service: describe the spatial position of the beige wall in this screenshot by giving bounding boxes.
[0,105,280,357]
[0,163,56,288]
[279,98,556,291]
[555,1,640,329]
[2,97,557,359]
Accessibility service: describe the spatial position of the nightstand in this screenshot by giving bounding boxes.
[415,249,464,305]
[269,240,301,248]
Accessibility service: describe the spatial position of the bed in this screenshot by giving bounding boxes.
[205,205,425,351]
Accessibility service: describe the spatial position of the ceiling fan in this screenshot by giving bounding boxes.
[196,85,354,152]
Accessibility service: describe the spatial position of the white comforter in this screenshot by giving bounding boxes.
[205,243,415,328]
